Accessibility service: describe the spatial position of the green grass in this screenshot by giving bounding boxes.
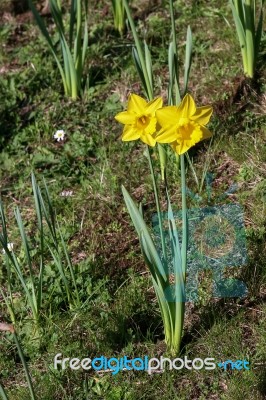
[0,0,265,398]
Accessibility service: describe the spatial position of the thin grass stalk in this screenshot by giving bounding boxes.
[0,228,39,323]
[49,246,72,306]
[0,206,16,323]
[58,225,81,307]
[183,25,192,95]
[13,332,37,400]
[0,288,16,325]
[14,208,36,290]
[169,0,181,105]
[69,0,76,46]
[32,176,45,313]
[41,178,58,245]
[185,152,199,188]
[11,254,39,322]
[74,0,82,68]
[199,137,214,193]
[254,1,264,63]
[82,1,89,76]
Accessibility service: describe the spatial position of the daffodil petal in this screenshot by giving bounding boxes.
[145,97,163,115]
[156,106,180,128]
[140,133,156,147]
[191,106,213,125]
[200,126,212,139]
[115,111,136,125]
[179,94,196,119]
[127,94,147,114]
[172,141,191,155]
[156,125,178,143]
[122,126,140,141]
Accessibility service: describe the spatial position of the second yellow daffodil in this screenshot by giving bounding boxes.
[156,94,213,155]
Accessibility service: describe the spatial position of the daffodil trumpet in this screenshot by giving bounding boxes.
[116,93,212,354]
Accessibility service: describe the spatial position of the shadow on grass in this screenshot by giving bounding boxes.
[103,309,163,352]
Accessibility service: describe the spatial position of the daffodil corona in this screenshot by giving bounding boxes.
[115,94,163,147]
[156,94,213,154]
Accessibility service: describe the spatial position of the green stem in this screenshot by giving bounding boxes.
[180,154,187,281]
[168,153,187,355]
[185,152,199,189]
[146,146,167,262]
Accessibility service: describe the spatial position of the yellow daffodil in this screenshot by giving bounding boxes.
[115,94,163,147]
[155,94,213,155]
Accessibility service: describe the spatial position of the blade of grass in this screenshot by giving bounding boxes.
[183,25,192,95]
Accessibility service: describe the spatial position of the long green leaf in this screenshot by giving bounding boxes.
[230,0,248,74]
[122,186,167,280]
[50,0,65,34]
[69,0,77,47]
[168,42,175,105]
[14,208,34,279]
[49,246,72,305]
[28,0,55,50]
[132,47,149,100]
[122,0,153,100]
[144,41,153,98]
[28,0,67,93]
[13,332,37,400]
[245,0,255,77]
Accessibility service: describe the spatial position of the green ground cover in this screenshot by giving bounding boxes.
[0,0,265,398]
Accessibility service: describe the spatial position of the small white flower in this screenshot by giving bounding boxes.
[54,130,66,142]
[2,242,14,254]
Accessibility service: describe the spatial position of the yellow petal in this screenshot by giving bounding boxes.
[145,97,163,115]
[191,106,213,125]
[115,111,136,125]
[156,106,180,127]
[200,126,212,139]
[127,94,147,114]
[122,126,140,141]
[156,125,178,143]
[140,133,157,147]
[172,141,191,155]
[179,94,196,119]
